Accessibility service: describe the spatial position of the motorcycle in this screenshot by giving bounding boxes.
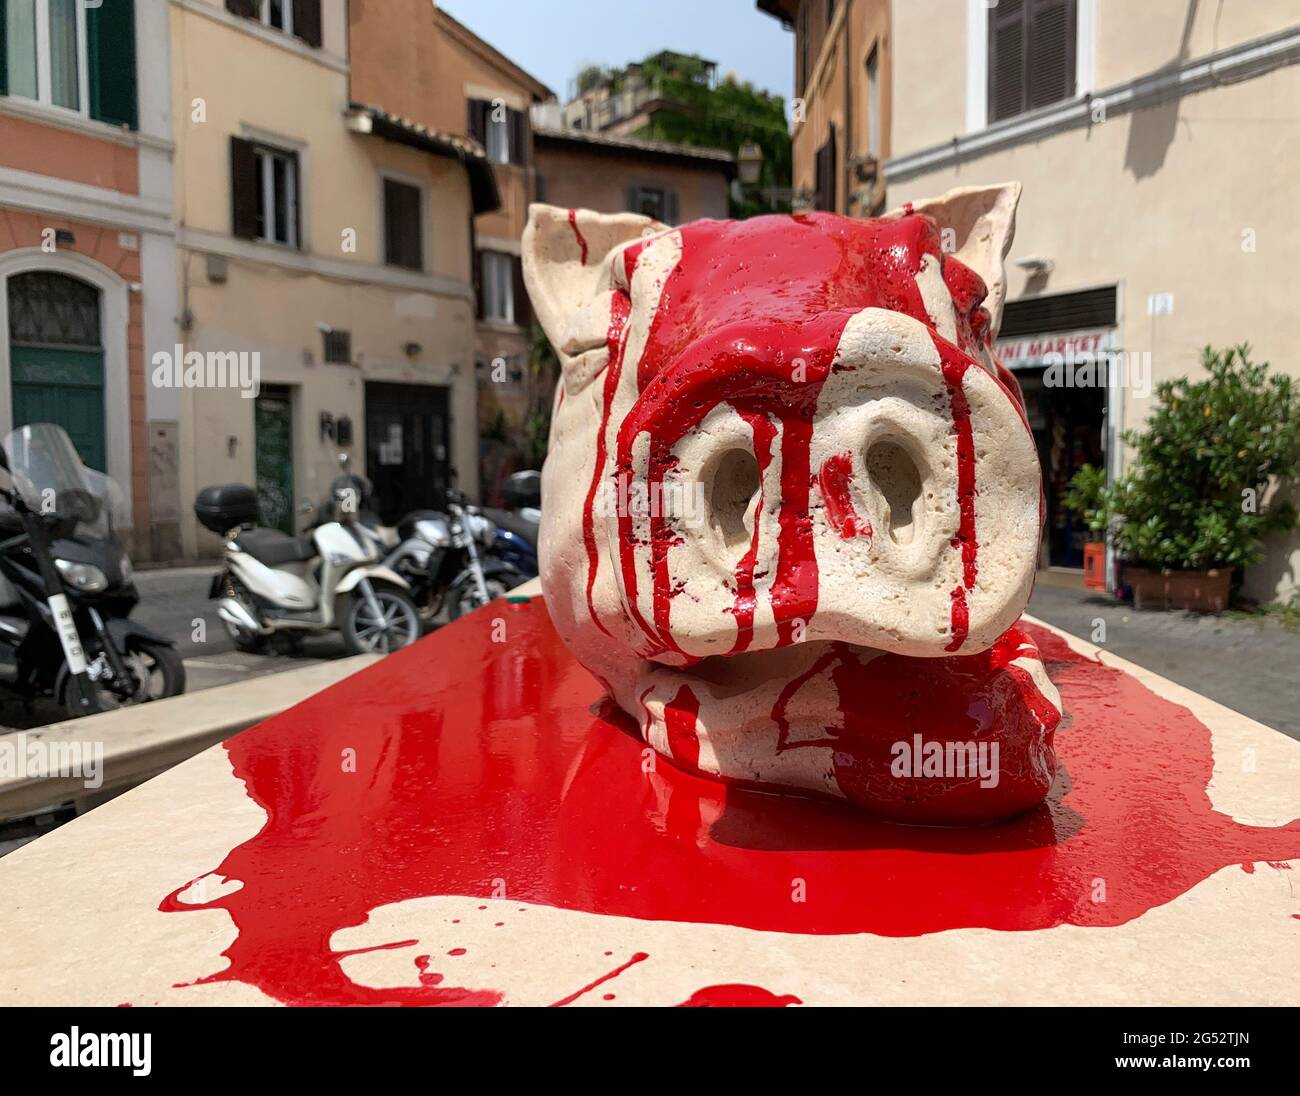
[321,467,526,622]
[0,423,185,718]
[481,469,540,580]
[197,478,421,656]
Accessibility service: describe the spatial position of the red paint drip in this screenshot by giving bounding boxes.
[729,410,778,653]
[601,212,1018,658]
[579,291,631,638]
[934,334,978,652]
[160,605,1300,1004]
[677,985,802,1007]
[663,684,702,772]
[817,451,872,540]
[567,207,589,265]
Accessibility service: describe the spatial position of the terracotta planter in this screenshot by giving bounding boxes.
[1082,542,1106,590]
[1127,566,1233,612]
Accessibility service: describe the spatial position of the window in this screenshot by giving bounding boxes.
[260,0,292,35]
[626,185,679,225]
[322,328,352,365]
[224,0,322,49]
[988,0,1077,123]
[383,178,423,271]
[866,47,880,159]
[485,112,510,164]
[230,137,300,248]
[467,98,530,167]
[3,0,86,112]
[479,251,514,324]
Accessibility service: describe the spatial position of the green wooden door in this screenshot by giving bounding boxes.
[7,270,107,471]
[10,346,107,471]
[255,387,295,535]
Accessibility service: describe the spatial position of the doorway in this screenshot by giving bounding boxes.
[7,271,106,469]
[1016,367,1106,569]
[364,382,451,524]
[254,385,295,534]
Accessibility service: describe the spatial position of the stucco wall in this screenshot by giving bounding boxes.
[886,1,1300,600]
[172,0,479,556]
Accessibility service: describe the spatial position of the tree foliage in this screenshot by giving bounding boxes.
[627,53,791,218]
[1097,345,1300,570]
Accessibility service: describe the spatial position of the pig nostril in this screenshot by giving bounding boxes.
[865,441,923,545]
[707,449,761,550]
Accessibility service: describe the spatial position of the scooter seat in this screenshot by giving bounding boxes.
[236,528,316,567]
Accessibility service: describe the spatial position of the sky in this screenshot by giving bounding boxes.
[438,0,794,105]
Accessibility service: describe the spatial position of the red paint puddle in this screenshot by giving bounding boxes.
[678,985,802,1007]
[162,602,1300,1005]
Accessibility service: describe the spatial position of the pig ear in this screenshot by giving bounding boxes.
[896,182,1021,339]
[522,203,664,350]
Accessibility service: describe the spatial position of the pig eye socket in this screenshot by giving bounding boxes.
[865,440,924,546]
[706,448,761,550]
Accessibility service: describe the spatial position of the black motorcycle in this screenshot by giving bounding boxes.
[0,423,184,718]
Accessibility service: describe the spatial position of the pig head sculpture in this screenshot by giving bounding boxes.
[522,184,1062,825]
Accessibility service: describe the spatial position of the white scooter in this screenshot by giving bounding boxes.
[195,481,421,656]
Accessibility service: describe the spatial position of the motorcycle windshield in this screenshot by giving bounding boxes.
[1,423,104,532]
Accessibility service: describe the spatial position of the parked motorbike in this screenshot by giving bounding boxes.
[481,469,540,580]
[197,478,421,656]
[319,466,527,622]
[0,423,185,718]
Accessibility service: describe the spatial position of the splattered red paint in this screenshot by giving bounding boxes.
[162,601,1300,1006]
[818,451,872,540]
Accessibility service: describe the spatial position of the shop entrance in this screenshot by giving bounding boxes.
[1015,367,1106,569]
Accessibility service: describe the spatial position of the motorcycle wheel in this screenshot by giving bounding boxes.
[447,570,522,621]
[342,584,421,656]
[62,639,186,716]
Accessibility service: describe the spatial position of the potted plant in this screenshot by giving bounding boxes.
[1101,344,1300,611]
[1063,463,1109,590]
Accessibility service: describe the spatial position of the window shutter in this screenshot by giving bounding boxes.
[988,0,1027,123]
[473,249,485,320]
[1,0,9,97]
[664,189,679,226]
[87,0,138,130]
[230,137,260,240]
[1027,0,1076,110]
[293,0,323,49]
[625,185,639,214]
[814,126,836,211]
[226,0,258,17]
[509,108,530,167]
[512,256,531,326]
[467,99,486,144]
[384,179,423,271]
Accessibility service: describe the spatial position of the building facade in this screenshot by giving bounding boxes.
[171,0,492,554]
[0,0,176,558]
[350,1,552,491]
[759,0,891,215]
[533,126,733,226]
[765,0,1300,600]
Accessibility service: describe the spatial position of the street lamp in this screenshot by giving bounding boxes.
[737,142,763,186]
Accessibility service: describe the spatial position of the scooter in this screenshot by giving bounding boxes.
[0,423,184,718]
[321,467,525,621]
[196,479,421,656]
